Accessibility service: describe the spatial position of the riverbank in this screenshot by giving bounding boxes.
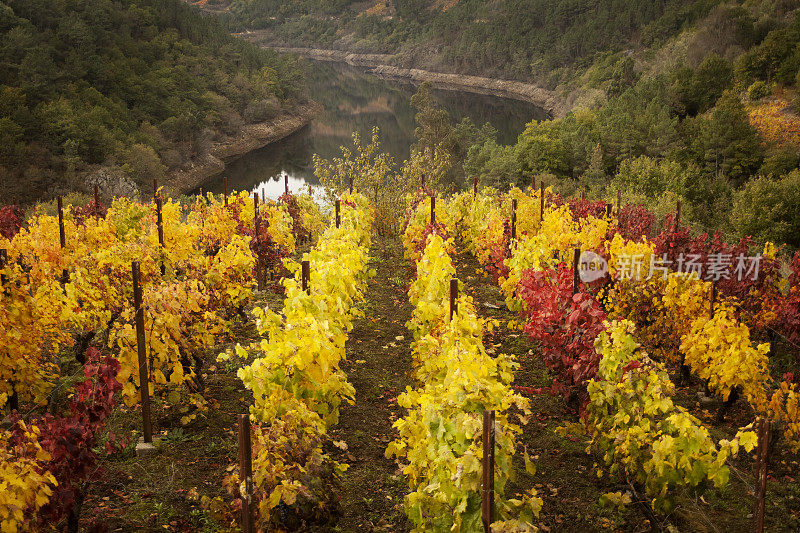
[167,101,321,194]
[245,40,568,118]
[9,104,321,206]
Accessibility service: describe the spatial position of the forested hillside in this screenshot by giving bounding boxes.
[208,1,776,85]
[456,2,800,250]
[0,0,306,202]
[212,0,693,83]
[202,0,800,249]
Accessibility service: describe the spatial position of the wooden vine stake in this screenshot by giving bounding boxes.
[0,248,6,285]
[473,177,478,197]
[57,196,66,249]
[752,418,771,533]
[511,199,517,240]
[482,409,496,533]
[573,248,581,295]
[153,178,158,200]
[156,196,165,276]
[132,261,153,444]
[253,194,263,291]
[710,279,718,318]
[94,185,100,217]
[539,182,545,225]
[349,176,353,195]
[430,196,436,226]
[0,249,6,294]
[224,177,228,206]
[238,414,255,533]
[57,196,69,285]
[449,278,458,320]
[284,174,289,195]
[616,189,622,218]
[335,199,341,229]
[302,260,310,294]
[421,174,426,189]
[0,249,6,297]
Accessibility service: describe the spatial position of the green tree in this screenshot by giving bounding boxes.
[122,144,166,190]
[731,170,800,251]
[0,117,24,163]
[0,0,306,200]
[578,143,606,194]
[672,54,733,116]
[685,90,763,186]
[516,121,570,177]
[464,140,522,191]
[734,15,800,85]
[409,83,496,189]
[608,56,636,97]
[759,147,800,178]
[598,77,679,163]
[410,82,452,154]
[392,0,428,23]
[612,156,689,199]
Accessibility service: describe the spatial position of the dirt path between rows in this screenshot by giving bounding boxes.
[329,236,414,532]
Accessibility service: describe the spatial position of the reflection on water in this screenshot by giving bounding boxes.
[196,60,546,199]
[209,128,321,200]
[253,172,324,203]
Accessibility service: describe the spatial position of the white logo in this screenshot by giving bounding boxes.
[579,251,608,282]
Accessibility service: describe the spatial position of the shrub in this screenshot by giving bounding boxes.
[748,80,772,101]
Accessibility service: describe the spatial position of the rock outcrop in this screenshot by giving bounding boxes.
[85,167,140,201]
[167,101,321,194]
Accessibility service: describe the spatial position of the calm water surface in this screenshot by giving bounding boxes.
[196,61,547,200]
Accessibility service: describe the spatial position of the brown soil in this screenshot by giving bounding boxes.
[328,237,414,532]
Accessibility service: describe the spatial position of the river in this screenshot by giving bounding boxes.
[194,60,547,200]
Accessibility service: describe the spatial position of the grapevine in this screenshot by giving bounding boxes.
[221,192,374,528]
[389,231,542,531]
[584,320,757,513]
